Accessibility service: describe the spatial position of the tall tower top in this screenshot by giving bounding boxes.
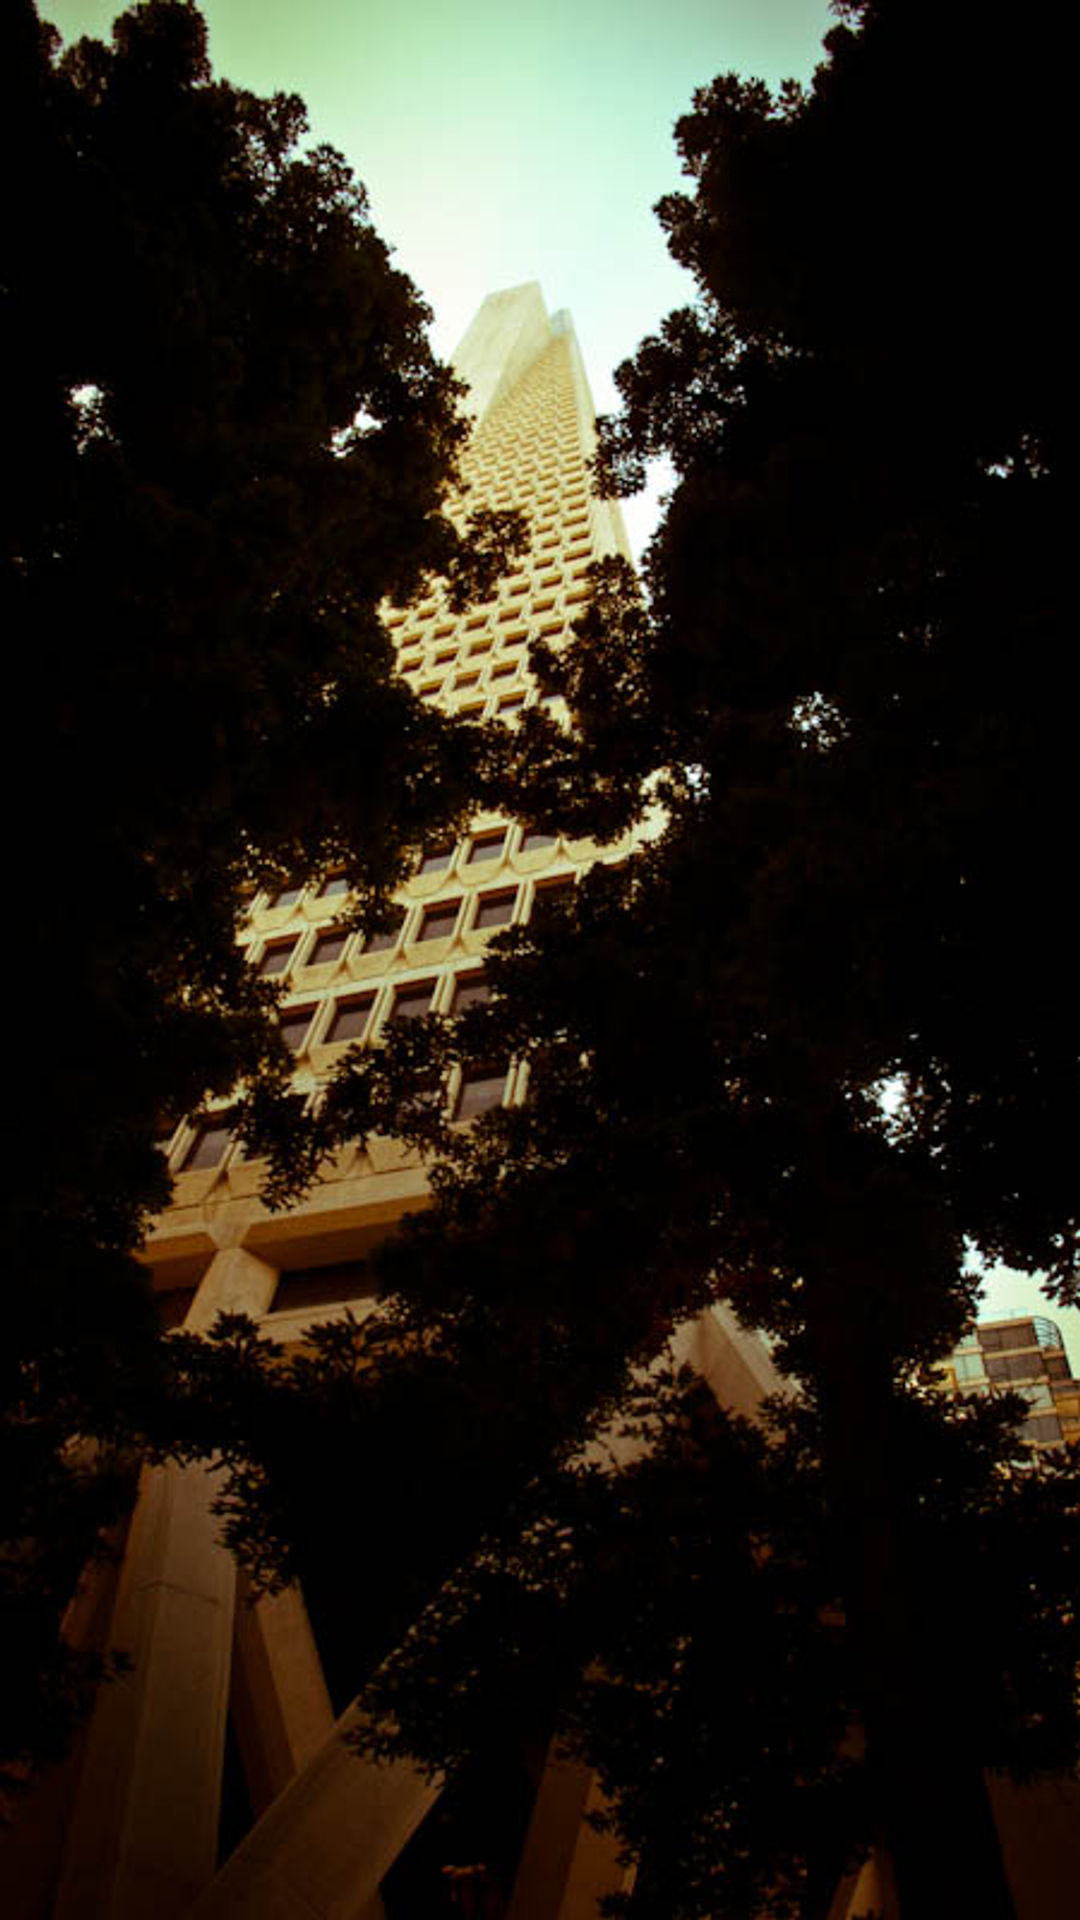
[452,283,572,429]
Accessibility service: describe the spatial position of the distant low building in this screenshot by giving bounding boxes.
[939,1314,1080,1449]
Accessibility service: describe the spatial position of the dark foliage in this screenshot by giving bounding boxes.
[209,2,1080,1912]
[0,0,518,1782]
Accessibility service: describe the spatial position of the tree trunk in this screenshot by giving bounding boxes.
[813,1313,1018,1918]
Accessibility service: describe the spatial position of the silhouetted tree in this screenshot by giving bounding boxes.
[218,2,1080,1911]
[0,0,517,1786]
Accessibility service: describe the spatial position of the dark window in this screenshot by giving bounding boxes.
[452,973,489,1013]
[499,694,525,712]
[455,1068,506,1120]
[280,1006,317,1053]
[271,1263,376,1314]
[325,996,374,1044]
[466,831,506,865]
[182,1117,234,1172]
[530,879,575,923]
[259,940,296,977]
[980,1322,1035,1352]
[521,829,557,853]
[156,1287,197,1330]
[474,890,516,930]
[318,875,349,898]
[417,847,453,876]
[1027,1414,1063,1445]
[392,982,435,1020]
[268,883,304,910]
[986,1353,1043,1384]
[364,915,405,953]
[309,929,349,967]
[419,900,460,941]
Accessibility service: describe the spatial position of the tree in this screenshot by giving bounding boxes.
[0,0,517,1787]
[212,2,1079,1912]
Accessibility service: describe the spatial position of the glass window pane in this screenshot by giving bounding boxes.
[268,884,304,910]
[419,901,460,941]
[1027,1414,1063,1444]
[271,1263,376,1313]
[521,829,557,853]
[474,891,515,930]
[326,997,374,1043]
[417,848,453,875]
[467,832,506,864]
[954,1353,985,1382]
[392,983,434,1020]
[280,1007,316,1052]
[309,929,348,966]
[452,974,489,1012]
[259,941,296,977]
[455,1069,506,1119]
[182,1119,233,1171]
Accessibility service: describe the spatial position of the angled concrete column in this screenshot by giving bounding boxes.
[0,1533,129,1919]
[189,1706,441,1920]
[505,1750,635,1920]
[51,1248,277,1920]
[231,1578,336,1816]
[672,1303,786,1420]
[184,1245,279,1331]
[53,1461,236,1920]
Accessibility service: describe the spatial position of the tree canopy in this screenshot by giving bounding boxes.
[1,0,517,1787]
[204,2,1079,1913]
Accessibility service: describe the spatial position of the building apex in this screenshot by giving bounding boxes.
[451,283,565,429]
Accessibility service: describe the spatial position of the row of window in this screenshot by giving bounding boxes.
[259,874,573,981]
[261,873,349,912]
[954,1350,1053,1385]
[414,827,557,873]
[976,1318,1064,1353]
[178,1057,509,1174]
[276,964,489,1056]
[394,580,589,674]
[398,571,589,662]
[256,828,559,918]
[385,510,589,637]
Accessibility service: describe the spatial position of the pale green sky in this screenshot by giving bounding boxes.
[44,0,834,553]
[42,0,1080,1370]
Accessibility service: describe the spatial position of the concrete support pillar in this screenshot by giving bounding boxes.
[53,1461,236,1920]
[672,1303,786,1420]
[188,1706,441,1920]
[49,1247,278,1920]
[506,1752,627,1920]
[827,1849,899,1920]
[184,1245,279,1331]
[0,1532,130,1919]
[230,1579,336,1817]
